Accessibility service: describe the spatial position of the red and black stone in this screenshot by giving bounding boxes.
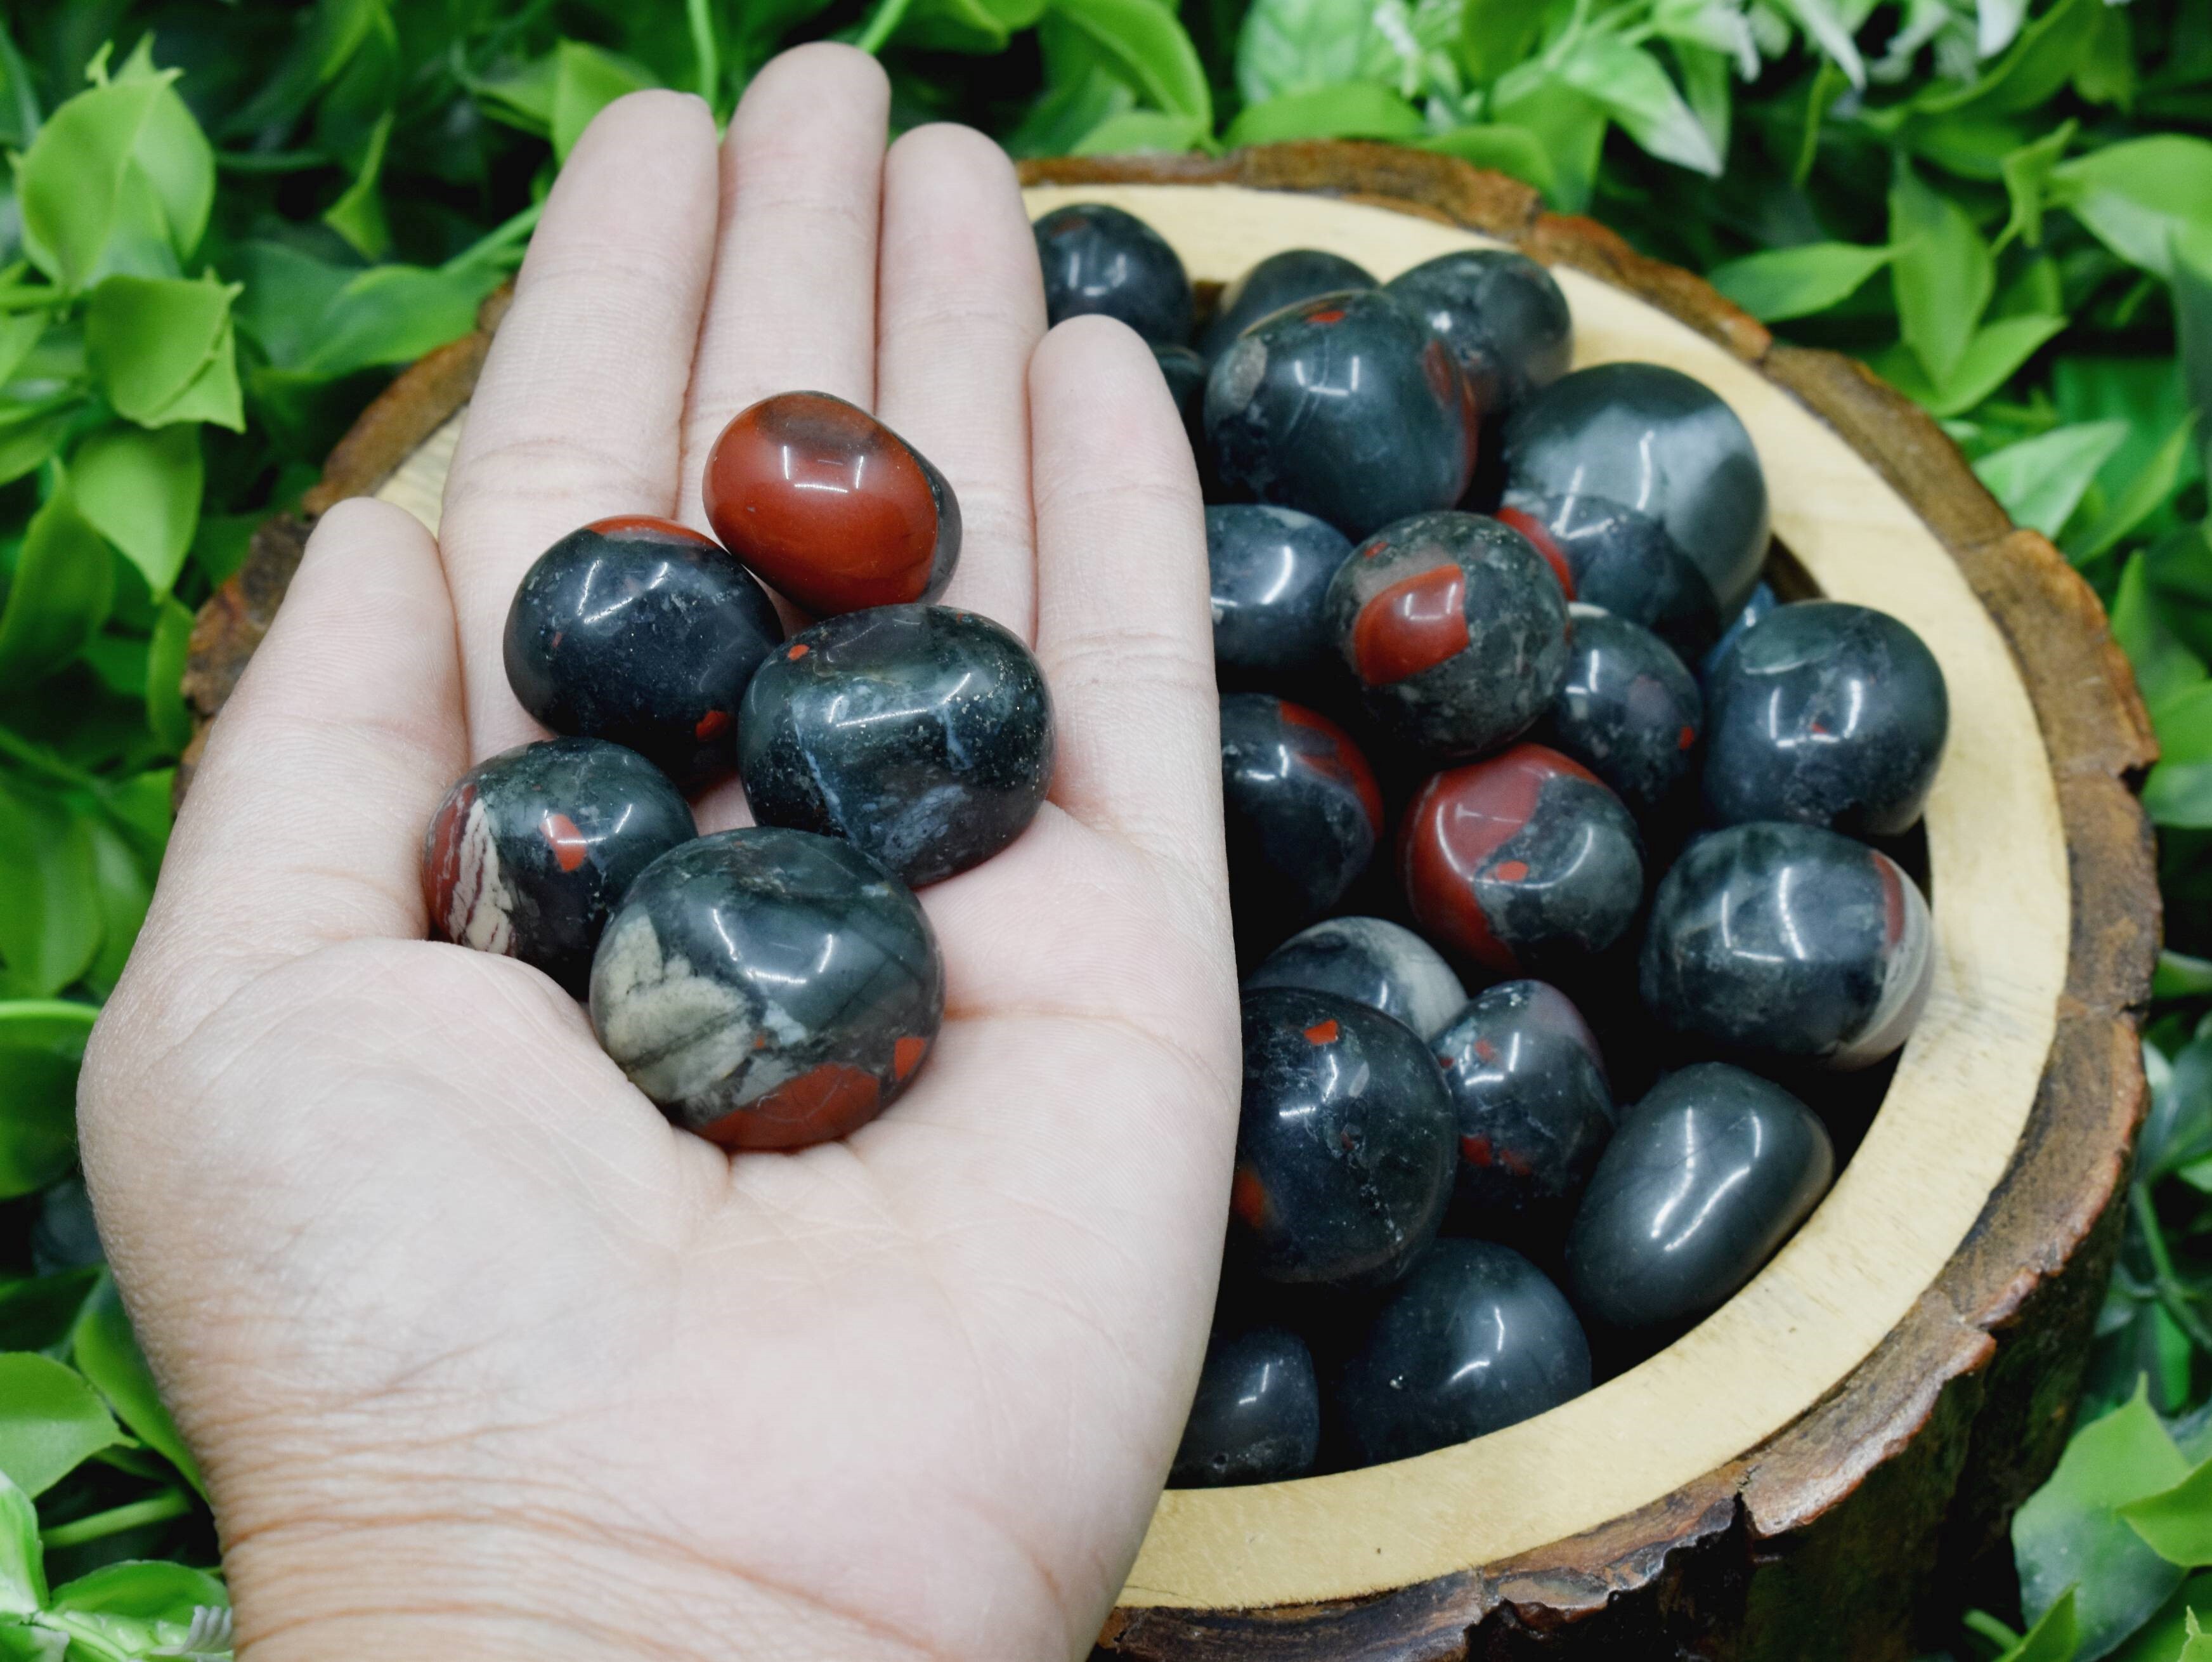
[503,516,783,792]
[1204,289,1478,540]
[1432,979,1616,1241]
[1400,744,1644,977]
[1543,603,1705,820]
[1231,987,1455,1290]
[703,392,961,618]
[1384,248,1573,419]
[1639,821,1933,1070]
[590,828,944,1151]
[1219,693,1384,957]
[422,738,696,997]
[1199,247,1376,361]
[1324,509,1568,758]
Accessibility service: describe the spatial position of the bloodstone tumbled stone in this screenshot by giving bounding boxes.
[1206,290,1477,539]
[1200,248,1376,359]
[1324,510,1568,757]
[1207,504,1354,687]
[1232,988,1455,1288]
[590,828,943,1150]
[1170,1326,1323,1487]
[1641,822,1933,1069]
[703,392,961,617]
[424,738,696,997]
[1220,693,1383,950]
[1385,248,1573,416]
[1401,745,1644,976]
[1033,202,1193,343]
[1701,601,1949,835]
[1701,579,1778,683]
[738,606,1053,888]
[1495,495,1713,652]
[1337,1239,1591,1464]
[1566,1063,1834,1329]
[504,516,783,790]
[1502,362,1771,624]
[1244,915,1467,1040]
[1545,605,1703,817]
[1434,980,1615,1233]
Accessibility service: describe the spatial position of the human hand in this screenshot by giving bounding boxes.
[80,44,1237,1661]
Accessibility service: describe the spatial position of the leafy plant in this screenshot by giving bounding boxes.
[0,2,2204,1658]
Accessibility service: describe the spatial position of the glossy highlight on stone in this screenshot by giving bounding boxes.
[590,828,944,1150]
[1502,362,1771,623]
[504,516,783,791]
[1546,604,1704,817]
[1170,1326,1323,1487]
[423,738,696,997]
[1324,511,1568,756]
[738,606,1053,888]
[703,392,961,617]
[1565,1063,1834,1329]
[1641,821,1934,1068]
[1385,248,1573,416]
[1232,988,1455,1288]
[1496,496,1714,653]
[1702,601,1948,835]
[1337,1239,1591,1464]
[1033,202,1194,343]
[1220,693,1383,949]
[1401,745,1644,976]
[1200,248,1376,359]
[1207,504,1354,687]
[1701,579,1778,683]
[1434,980,1615,1231]
[1205,290,1477,539]
[1244,916,1467,1040]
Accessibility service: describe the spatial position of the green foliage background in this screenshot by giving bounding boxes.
[0,0,2204,1655]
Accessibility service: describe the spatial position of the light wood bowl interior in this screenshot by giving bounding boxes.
[368,183,2069,1615]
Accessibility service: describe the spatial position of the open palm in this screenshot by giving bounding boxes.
[80,47,1237,1662]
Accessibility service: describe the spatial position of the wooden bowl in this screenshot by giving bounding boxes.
[181,143,2159,1661]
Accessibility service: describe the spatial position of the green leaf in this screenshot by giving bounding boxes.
[223,0,389,139]
[2111,1571,2212,1662]
[1461,0,1551,84]
[1766,0,1864,88]
[1074,109,1210,153]
[232,244,500,382]
[143,596,192,761]
[902,0,1050,53]
[81,811,150,1000]
[2014,1383,2192,1659]
[48,1559,224,1625]
[1972,422,2130,538]
[1708,242,1894,322]
[1228,83,1424,145]
[550,41,658,164]
[2069,417,2201,566]
[1998,119,2076,249]
[0,785,100,1006]
[1890,158,1992,388]
[0,471,116,695]
[2048,137,2212,282]
[11,48,213,292]
[1997,1588,2078,1662]
[0,1471,42,1618]
[0,1626,66,1660]
[0,1271,99,1355]
[1417,124,1558,196]
[1552,37,1720,177]
[1052,0,1213,125]
[322,107,393,260]
[1875,313,2065,419]
[2113,553,2209,713]
[0,1354,125,1498]
[2189,1609,2212,1662]
[69,426,200,598]
[1236,0,1377,104]
[2123,1452,2212,1567]
[1491,72,1608,212]
[2175,225,2212,476]
[70,1277,202,1503]
[1909,0,2098,121]
[0,313,45,390]
[84,274,242,431]
[0,410,70,490]
[0,1001,93,1198]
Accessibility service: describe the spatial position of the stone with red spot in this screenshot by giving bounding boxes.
[1401,744,1643,976]
[1244,915,1466,1040]
[422,738,695,997]
[1204,289,1477,539]
[1640,821,1932,1070]
[1542,603,1704,819]
[1219,693,1383,956]
[1232,988,1454,1289]
[1433,981,1615,1242]
[703,393,961,617]
[504,516,783,790]
[590,828,944,1149]
[1384,249,1573,419]
[1324,511,1568,757]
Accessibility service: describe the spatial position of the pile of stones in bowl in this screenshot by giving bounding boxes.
[422,199,1948,1490]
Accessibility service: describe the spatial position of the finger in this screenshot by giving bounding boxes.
[1029,317,1220,870]
[875,125,1047,639]
[438,90,720,760]
[115,500,465,1023]
[675,44,889,525]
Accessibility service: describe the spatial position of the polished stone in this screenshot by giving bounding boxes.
[1565,1063,1833,1328]
[1200,248,1376,360]
[1545,604,1703,817]
[1386,249,1572,416]
[1034,202,1194,343]
[591,828,943,1149]
[1207,504,1353,687]
[1170,1326,1323,1487]
[738,605,1053,887]
[1245,915,1467,1040]
[1220,693,1383,949]
[1232,988,1456,1288]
